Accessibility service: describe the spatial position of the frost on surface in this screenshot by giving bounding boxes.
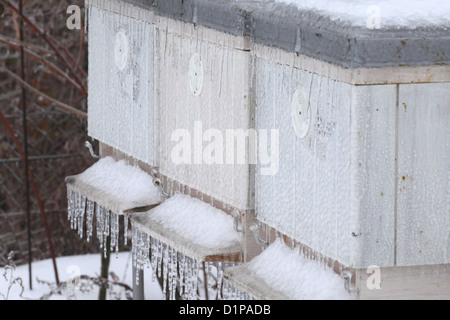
[274,0,450,28]
[130,194,242,300]
[87,6,158,165]
[243,239,352,300]
[67,189,123,256]
[132,228,238,300]
[222,281,255,300]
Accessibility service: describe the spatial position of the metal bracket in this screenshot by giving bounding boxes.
[342,270,359,295]
[249,222,269,250]
[151,169,169,200]
[84,141,100,159]
[232,209,243,233]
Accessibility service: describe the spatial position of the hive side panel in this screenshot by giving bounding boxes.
[87,6,158,166]
[87,6,106,142]
[351,85,397,268]
[397,83,450,266]
[158,19,251,209]
[255,55,354,266]
[255,59,296,236]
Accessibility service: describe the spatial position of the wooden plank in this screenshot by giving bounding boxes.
[351,85,397,268]
[158,17,252,210]
[396,83,450,266]
[253,43,450,85]
[131,212,242,263]
[357,264,450,300]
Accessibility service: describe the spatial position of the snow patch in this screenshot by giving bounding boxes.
[246,239,352,300]
[274,0,450,28]
[72,156,160,209]
[149,194,240,248]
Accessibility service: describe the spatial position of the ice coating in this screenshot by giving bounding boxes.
[246,239,352,300]
[66,156,161,254]
[87,5,158,166]
[132,228,238,300]
[274,0,450,28]
[130,193,241,299]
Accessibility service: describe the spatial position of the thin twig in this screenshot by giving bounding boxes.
[4,0,87,95]
[0,34,54,55]
[1,67,87,118]
[0,36,86,96]
[0,107,60,286]
[0,37,84,94]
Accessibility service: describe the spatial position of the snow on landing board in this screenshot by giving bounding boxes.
[131,194,241,261]
[225,239,353,300]
[274,0,450,28]
[66,156,161,215]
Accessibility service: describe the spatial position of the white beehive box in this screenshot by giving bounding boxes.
[251,4,450,271]
[156,3,254,211]
[87,0,159,166]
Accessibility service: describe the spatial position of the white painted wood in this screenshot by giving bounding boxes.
[158,17,252,210]
[357,264,450,300]
[253,44,450,85]
[255,53,397,268]
[350,85,397,268]
[396,83,450,266]
[87,6,158,166]
[255,56,355,266]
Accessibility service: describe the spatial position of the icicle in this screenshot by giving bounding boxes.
[170,248,178,300]
[103,210,111,258]
[110,212,119,253]
[183,257,192,300]
[150,237,157,282]
[124,214,129,246]
[216,262,223,300]
[85,200,95,242]
[157,240,162,278]
[168,247,174,300]
[206,262,213,290]
[145,234,151,268]
[67,189,74,225]
[77,195,86,239]
[162,244,169,296]
[179,253,186,296]
[96,206,104,248]
[191,259,199,300]
[72,192,80,230]
[132,228,140,285]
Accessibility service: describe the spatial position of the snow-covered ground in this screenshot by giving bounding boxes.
[0,252,163,300]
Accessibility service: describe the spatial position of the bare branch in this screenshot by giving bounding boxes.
[1,67,87,118]
[0,36,85,95]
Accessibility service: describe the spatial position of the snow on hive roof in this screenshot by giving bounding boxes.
[66,156,161,214]
[274,0,450,28]
[246,239,352,300]
[136,194,241,249]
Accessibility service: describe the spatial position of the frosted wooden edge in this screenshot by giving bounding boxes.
[253,43,450,85]
[223,265,291,300]
[66,175,161,216]
[86,0,157,24]
[131,212,242,262]
[87,0,450,68]
[156,15,251,51]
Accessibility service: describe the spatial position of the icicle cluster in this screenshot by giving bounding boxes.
[131,228,237,300]
[67,189,128,256]
[222,281,255,300]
